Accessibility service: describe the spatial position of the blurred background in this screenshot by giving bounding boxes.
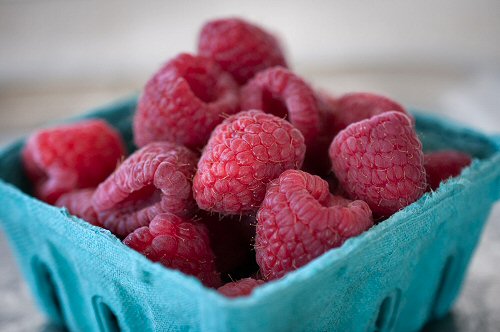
[1,0,500,144]
[0,1,499,331]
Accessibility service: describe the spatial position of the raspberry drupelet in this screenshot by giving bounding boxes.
[424,150,472,191]
[193,110,306,215]
[124,213,221,288]
[133,53,240,149]
[255,170,373,280]
[240,66,321,146]
[218,278,265,297]
[92,142,198,238]
[22,119,126,204]
[198,17,287,85]
[55,188,100,226]
[329,111,426,218]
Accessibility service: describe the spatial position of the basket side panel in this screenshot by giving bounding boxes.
[1,100,499,332]
[0,182,209,331]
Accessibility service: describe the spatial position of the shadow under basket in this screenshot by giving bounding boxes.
[0,97,499,332]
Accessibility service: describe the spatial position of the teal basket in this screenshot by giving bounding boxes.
[1,97,499,332]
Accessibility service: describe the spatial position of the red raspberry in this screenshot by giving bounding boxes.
[424,150,472,191]
[302,91,338,176]
[123,213,220,288]
[193,110,306,215]
[218,278,264,297]
[133,53,239,149]
[240,67,320,145]
[55,188,100,226]
[315,91,338,128]
[198,17,287,85]
[330,92,411,135]
[22,119,126,204]
[329,111,426,218]
[92,142,198,238]
[255,170,373,280]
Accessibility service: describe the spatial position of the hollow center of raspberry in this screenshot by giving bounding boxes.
[184,72,218,103]
[261,90,288,119]
[119,185,161,209]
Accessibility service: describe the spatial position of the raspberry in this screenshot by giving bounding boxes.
[329,111,426,218]
[331,92,411,135]
[55,188,100,226]
[198,18,287,85]
[22,119,126,204]
[424,150,472,191]
[92,142,198,238]
[193,110,306,215]
[202,213,257,278]
[302,91,338,176]
[255,170,373,280]
[240,67,320,145]
[123,213,221,288]
[218,278,264,297]
[133,53,239,149]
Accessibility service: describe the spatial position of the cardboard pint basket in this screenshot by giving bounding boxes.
[1,97,499,332]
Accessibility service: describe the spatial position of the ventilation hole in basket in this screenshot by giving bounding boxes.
[372,289,402,332]
[30,257,65,326]
[431,255,457,318]
[92,296,120,332]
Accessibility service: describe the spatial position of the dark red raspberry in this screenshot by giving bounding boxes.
[198,17,287,85]
[315,91,338,128]
[202,213,257,278]
[240,67,320,145]
[123,213,221,287]
[424,150,472,191]
[329,111,426,218]
[193,110,306,215]
[255,170,373,280]
[133,53,240,149]
[218,278,264,297]
[330,92,411,135]
[55,188,100,226]
[302,91,338,176]
[22,119,126,204]
[92,142,198,238]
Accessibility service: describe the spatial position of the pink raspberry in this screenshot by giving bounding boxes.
[22,119,126,204]
[330,92,411,135]
[92,142,198,238]
[198,17,287,85]
[193,110,306,215]
[329,111,426,218]
[133,53,239,149]
[240,66,320,145]
[255,170,373,280]
[218,278,265,298]
[123,213,220,288]
[55,188,100,226]
[424,150,472,191]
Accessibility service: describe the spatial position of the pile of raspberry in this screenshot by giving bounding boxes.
[22,17,472,297]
